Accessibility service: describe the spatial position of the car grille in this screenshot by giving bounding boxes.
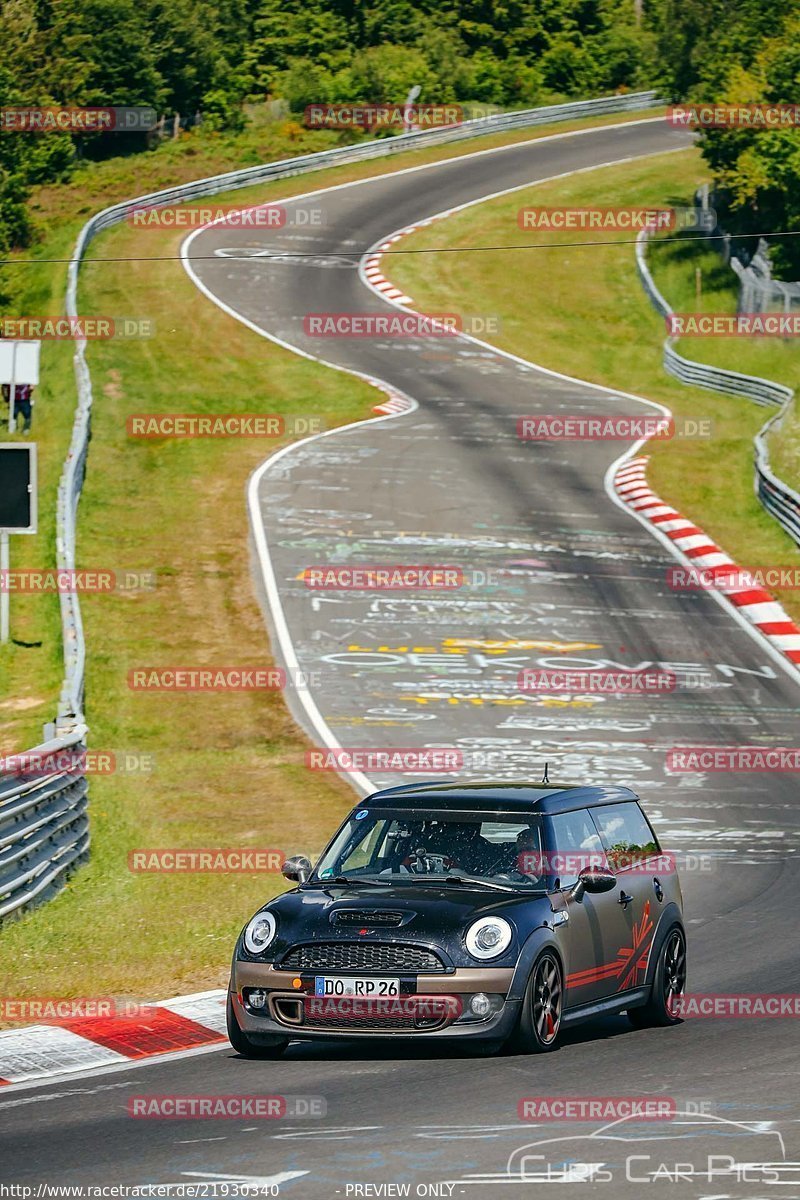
[332,910,405,928]
[301,1011,445,1032]
[281,942,445,973]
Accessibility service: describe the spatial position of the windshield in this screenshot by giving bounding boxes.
[313,809,548,890]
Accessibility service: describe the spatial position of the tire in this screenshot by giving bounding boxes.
[508,950,564,1053]
[226,993,289,1059]
[628,924,686,1029]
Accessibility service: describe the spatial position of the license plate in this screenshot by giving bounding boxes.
[314,976,400,997]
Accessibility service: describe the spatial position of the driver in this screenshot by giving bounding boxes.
[407,821,488,873]
[509,826,543,880]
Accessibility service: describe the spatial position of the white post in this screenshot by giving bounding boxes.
[403,85,421,134]
[8,343,16,432]
[0,533,9,644]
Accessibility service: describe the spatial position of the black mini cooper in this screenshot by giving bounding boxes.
[227,781,686,1056]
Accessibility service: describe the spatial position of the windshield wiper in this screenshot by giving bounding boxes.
[305,875,391,888]
[440,873,518,893]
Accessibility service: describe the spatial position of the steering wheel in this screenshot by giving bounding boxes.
[403,846,460,873]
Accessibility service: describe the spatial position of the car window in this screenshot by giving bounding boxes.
[314,810,547,889]
[547,809,606,888]
[590,802,660,872]
[341,820,387,871]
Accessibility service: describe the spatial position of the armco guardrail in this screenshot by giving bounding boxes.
[3,91,658,924]
[661,340,792,407]
[0,727,89,920]
[755,412,800,545]
[635,228,792,408]
[636,226,800,548]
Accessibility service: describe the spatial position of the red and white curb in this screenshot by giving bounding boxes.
[370,379,415,416]
[372,394,415,416]
[615,457,800,667]
[365,216,443,309]
[0,989,227,1086]
[363,239,413,304]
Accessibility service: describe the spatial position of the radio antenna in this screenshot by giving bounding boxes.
[542,762,549,784]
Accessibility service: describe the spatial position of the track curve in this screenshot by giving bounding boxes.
[6,116,800,1200]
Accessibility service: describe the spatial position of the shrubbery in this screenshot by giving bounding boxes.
[1,0,799,278]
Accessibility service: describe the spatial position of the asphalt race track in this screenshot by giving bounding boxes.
[4,117,800,1197]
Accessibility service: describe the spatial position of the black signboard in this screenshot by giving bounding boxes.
[0,444,37,533]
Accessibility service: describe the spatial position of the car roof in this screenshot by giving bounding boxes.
[361,780,641,817]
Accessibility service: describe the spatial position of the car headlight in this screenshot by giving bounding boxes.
[465,916,513,960]
[243,910,277,955]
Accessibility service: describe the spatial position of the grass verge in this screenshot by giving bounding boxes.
[645,230,800,492]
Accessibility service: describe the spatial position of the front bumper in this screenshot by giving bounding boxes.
[231,961,520,1041]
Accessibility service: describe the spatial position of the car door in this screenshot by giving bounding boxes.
[545,808,624,1008]
[589,802,662,996]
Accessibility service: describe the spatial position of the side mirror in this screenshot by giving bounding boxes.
[282,855,312,884]
[572,866,616,901]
